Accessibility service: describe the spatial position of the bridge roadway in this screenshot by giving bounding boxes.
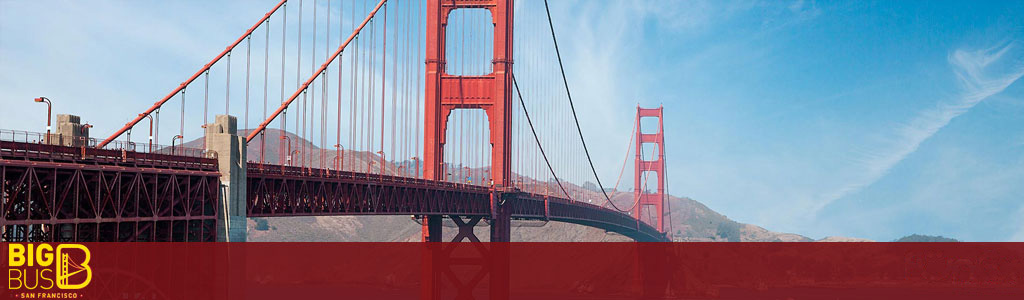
[1,139,666,242]
[247,163,667,242]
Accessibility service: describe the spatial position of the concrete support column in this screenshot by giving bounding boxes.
[205,115,247,242]
[49,114,89,147]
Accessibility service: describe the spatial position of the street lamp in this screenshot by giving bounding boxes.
[33,97,51,144]
[171,135,184,155]
[81,124,93,147]
[280,136,292,166]
[333,144,345,171]
[411,157,420,179]
[289,150,300,167]
[125,128,135,151]
[199,124,207,149]
[141,114,154,152]
[376,151,386,175]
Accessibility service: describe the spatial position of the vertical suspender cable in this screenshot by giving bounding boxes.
[339,0,348,170]
[415,0,422,179]
[307,0,317,169]
[348,0,357,171]
[180,89,185,145]
[300,90,307,167]
[297,0,303,99]
[98,0,288,148]
[405,0,412,177]
[203,70,209,148]
[542,0,615,204]
[374,11,379,172]
[280,3,288,164]
[390,0,399,175]
[154,109,160,147]
[512,74,572,200]
[296,0,304,167]
[364,3,370,170]
[262,19,270,163]
[180,88,186,143]
[310,0,317,169]
[380,3,388,175]
[663,136,673,235]
[324,0,331,171]
[226,51,232,115]
[245,37,251,132]
[247,0,389,172]
[366,18,374,172]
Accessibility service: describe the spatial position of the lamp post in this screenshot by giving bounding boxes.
[289,150,300,167]
[411,157,420,179]
[142,114,154,152]
[333,144,344,171]
[332,156,342,173]
[171,135,184,155]
[376,151,386,175]
[81,124,93,147]
[126,128,135,151]
[280,136,292,165]
[33,97,51,144]
[200,124,207,149]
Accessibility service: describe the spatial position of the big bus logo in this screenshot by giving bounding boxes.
[7,244,92,290]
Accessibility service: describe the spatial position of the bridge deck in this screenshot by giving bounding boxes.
[247,163,666,242]
[2,140,665,242]
[1,140,220,242]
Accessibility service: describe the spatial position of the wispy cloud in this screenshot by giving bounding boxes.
[1011,205,1024,242]
[813,42,1024,212]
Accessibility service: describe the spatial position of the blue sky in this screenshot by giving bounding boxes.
[2,0,1024,241]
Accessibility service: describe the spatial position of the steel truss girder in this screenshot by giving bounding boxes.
[247,163,665,242]
[247,163,492,217]
[1,160,219,242]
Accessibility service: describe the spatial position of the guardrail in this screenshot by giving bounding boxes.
[0,129,216,170]
[0,129,209,158]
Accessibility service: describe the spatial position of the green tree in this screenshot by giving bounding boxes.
[716,221,741,242]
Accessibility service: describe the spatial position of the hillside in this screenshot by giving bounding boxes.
[893,234,959,242]
[184,129,813,242]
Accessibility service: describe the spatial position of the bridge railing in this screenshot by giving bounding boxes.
[0,129,94,147]
[0,129,216,170]
[247,162,492,193]
[0,129,209,158]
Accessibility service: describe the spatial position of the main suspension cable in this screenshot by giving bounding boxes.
[606,114,639,210]
[512,74,572,200]
[542,0,615,205]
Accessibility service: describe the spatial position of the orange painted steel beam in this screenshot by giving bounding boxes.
[634,105,667,233]
[424,0,514,188]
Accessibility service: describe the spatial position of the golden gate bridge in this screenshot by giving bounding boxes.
[1,0,672,246]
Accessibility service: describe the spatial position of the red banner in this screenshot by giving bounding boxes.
[4,243,1023,299]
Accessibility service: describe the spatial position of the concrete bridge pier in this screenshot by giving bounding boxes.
[205,115,247,242]
[48,114,90,147]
